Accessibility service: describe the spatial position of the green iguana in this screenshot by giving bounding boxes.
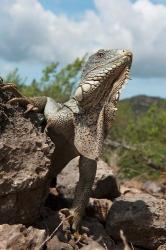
[0,49,133,231]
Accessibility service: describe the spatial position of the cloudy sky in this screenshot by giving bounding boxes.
[0,0,166,98]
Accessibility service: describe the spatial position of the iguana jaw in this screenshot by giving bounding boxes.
[74,49,132,108]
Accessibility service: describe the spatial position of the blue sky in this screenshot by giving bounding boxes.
[39,0,166,15]
[0,0,166,98]
[39,0,166,17]
[39,0,96,16]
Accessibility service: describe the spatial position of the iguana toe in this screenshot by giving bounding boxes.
[24,103,39,113]
[71,212,81,232]
[59,208,82,232]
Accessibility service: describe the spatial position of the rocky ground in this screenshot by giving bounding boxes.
[0,91,166,250]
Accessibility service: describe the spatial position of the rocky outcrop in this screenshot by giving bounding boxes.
[106,193,166,249]
[0,92,54,224]
[56,156,120,201]
[1,92,166,250]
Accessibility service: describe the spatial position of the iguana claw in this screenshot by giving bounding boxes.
[59,208,77,230]
[59,208,80,230]
[59,208,88,244]
[24,103,39,113]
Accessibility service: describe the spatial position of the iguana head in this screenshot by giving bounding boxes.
[74,49,132,109]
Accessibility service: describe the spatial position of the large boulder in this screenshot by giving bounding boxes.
[106,193,166,249]
[56,157,120,200]
[0,94,54,224]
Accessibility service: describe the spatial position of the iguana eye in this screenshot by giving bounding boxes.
[97,50,105,58]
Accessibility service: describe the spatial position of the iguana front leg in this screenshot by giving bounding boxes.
[0,82,91,231]
[71,156,97,231]
[0,82,47,113]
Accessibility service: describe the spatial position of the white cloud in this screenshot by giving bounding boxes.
[0,0,166,77]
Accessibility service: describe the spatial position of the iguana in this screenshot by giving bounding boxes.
[0,49,133,231]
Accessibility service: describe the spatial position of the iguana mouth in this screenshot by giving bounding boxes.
[74,49,132,108]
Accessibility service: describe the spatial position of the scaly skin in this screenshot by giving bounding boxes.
[0,49,133,231]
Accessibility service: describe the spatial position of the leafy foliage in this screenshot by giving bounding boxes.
[104,99,166,180]
[41,58,84,102]
[5,57,84,102]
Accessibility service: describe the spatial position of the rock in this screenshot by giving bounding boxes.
[142,181,162,194]
[113,242,144,250]
[92,159,120,199]
[82,217,114,250]
[57,157,120,200]
[0,224,46,250]
[157,243,166,250]
[87,198,112,223]
[80,241,105,250]
[47,235,73,250]
[36,207,66,235]
[81,241,144,250]
[0,101,54,224]
[120,185,143,196]
[106,193,166,249]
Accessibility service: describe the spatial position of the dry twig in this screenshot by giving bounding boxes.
[39,215,72,249]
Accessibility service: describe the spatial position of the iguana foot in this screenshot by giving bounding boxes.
[59,208,89,233]
[8,97,39,113]
[59,208,88,247]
